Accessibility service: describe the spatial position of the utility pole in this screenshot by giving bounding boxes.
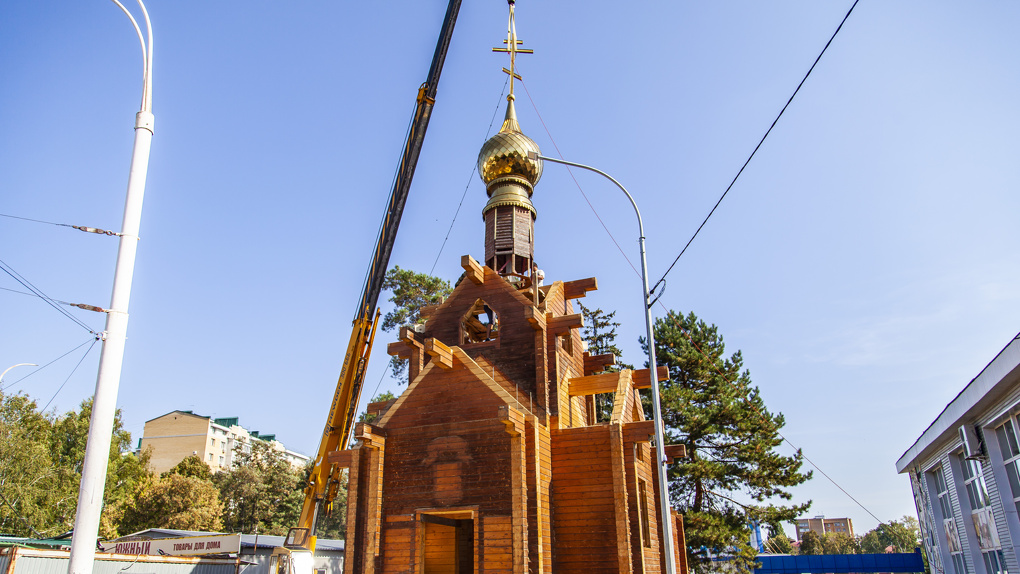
[67,2,153,573]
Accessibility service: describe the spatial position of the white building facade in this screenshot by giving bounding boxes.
[897,334,1020,574]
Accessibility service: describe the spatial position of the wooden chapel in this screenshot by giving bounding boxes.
[336,9,687,573]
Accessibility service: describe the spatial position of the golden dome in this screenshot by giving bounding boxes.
[477,96,542,187]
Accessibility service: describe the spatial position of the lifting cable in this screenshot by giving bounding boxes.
[428,75,511,276]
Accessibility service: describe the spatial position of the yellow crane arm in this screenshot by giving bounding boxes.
[293,309,380,547]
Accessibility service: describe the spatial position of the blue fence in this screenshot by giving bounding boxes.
[755,550,925,574]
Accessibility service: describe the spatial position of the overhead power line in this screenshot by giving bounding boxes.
[650,0,861,295]
[0,258,97,335]
[0,212,122,237]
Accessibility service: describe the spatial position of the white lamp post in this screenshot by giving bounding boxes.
[0,363,38,388]
[528,151,677,574]
[67,2,153,573]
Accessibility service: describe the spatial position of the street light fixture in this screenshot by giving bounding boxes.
[0,363,38,388]
[528,151,677,574]
[67,2,154,573]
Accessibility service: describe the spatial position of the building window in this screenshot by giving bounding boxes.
[933,467,967,574]
[638,479,651,547]
[219,455,225,467]
[208,453,213,461]
[996,420,1020,516]
[960,456,990,510]
[210,438,216,447]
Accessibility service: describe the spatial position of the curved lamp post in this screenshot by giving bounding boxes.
[0,363,38,388]
[528,151,677,574]
[67,2,153,573]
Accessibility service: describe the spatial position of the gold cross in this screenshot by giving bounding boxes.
[491,0,533,96]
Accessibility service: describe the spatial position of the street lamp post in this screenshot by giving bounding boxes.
[528,151,677,574]
[0,363,38,388]
[67,2,153,573]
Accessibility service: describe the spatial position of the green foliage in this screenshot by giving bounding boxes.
[117,474,223,534]
[860,516,921,553]
[799,530,823,555]
[645,310,812,574]
[766,532,793,554]
[578,303,633,422]
[164,454,212,481]
[0,393,149,538]
[380,266,452,380]
[215,440,304,535]
[821,532,861,554]
[359,391,397,424]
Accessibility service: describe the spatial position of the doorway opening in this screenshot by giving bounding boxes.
[420,512,474,574]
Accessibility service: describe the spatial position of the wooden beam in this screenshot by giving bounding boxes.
[562,277,598,300]
[386,341,411,359]
[524,306,546,331]
[461,254,484,285]
[547,313,582,336]
[623,420,655,444]
[609,424,634,572]
[631,366,669,389]
[568,371,622,396]
[663,444,687,464]
[326,449,355,467]
[424,337,454,370]
[584,352,617,375]
[419,303,439,320]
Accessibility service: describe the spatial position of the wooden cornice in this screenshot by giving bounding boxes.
[583,352,617,375]
[631,366,668,389]
[424,337,454,370]
[461,254,484,285]
[546,313,583,336]
[562,277,597,300]
[567,366,667,396]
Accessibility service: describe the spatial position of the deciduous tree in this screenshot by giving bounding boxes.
[860,516,921,553]
[215,440,304,535]
[645,310,811,573]
[118,474,223,534]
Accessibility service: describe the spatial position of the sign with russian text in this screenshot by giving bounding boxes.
[101,534,241,556]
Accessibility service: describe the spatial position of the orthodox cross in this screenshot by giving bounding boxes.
[492,0,533,97]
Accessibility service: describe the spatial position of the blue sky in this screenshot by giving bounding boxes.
[1,1,1018,537]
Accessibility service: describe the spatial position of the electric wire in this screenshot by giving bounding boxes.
[428,76,510,275]
[0,258,97,334]
[41,336,100,411]
[0,212,121,236]
[650,0,861,295]
[0,285,73,306]
[518,75,641,279]
[516,57,883,528]
[0,338,96,392]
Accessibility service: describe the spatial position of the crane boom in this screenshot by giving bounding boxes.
[292,0,463,549]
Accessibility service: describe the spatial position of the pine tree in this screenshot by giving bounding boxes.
[645,310,811,573]
[380,266,453,380]
[578,303,633,422]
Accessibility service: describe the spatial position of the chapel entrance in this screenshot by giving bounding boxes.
[421,513,474,574]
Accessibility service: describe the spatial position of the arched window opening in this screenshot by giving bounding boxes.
[461,299,499,344]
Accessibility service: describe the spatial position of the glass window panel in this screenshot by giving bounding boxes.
[1007,462,1020,496]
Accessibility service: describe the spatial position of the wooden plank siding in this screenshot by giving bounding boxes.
[551,426,621,573]
[344,258,684,573]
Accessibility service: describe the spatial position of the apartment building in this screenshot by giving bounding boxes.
[795,515,855,540]
[139,410,310,474]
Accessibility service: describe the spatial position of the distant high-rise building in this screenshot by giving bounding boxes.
[139,410,309,474]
